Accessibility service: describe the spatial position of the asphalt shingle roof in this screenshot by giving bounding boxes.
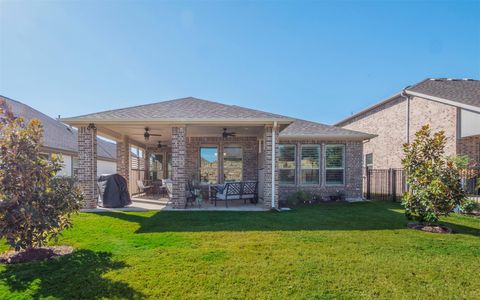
[280,119,376,139]
[407,78,480,109]
[1,96,116,160]
[68,97,293,121]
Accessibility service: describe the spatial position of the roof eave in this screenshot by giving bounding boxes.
[405,90,480,113]
[279,133,377,141]
[60,118,295,126]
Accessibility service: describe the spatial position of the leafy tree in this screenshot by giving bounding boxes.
[402,125,466,224]
[0,100,82,251]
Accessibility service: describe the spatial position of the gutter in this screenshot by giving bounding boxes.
[271,121,277,209]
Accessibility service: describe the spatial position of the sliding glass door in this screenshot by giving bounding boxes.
[200,147,218,183]
[223,146,243,182]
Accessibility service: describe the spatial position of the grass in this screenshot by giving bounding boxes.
[0,201,479,299]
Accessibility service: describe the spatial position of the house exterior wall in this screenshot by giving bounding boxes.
[277,139,363,201]
[185,136,258,183]
[459,135,480,163]
[341,96,458,169]
[77,125,98,209]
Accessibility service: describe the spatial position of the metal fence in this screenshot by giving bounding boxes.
[363,167,480,202]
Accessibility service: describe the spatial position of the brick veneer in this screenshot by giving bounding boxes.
[459,135,480,163]
[342,96,458,169]
[116,137,130,188]
[277,139,363,201]
[185,136,258,183]
[263,125,279,208]
[77,125,98,209]
[172,127,187,208]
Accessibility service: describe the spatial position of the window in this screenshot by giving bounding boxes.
[301,145,320,184]
[279,144,296,184]
[130,146,145,170]
[365,153,373,168]
[223,146,243,182]
[200,147,218,183]
[149,154,164,180]
[325,144,345,185]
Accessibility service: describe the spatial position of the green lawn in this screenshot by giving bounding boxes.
[0,202,479,299]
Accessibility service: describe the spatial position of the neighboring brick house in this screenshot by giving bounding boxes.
[336,78,480,169]
[60,97,374,209]
[1,95,117,176]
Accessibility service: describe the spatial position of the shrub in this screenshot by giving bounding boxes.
[286,191,314,206]
[402,125,466,224]
[460,200,478,214]
[0,100,82,251]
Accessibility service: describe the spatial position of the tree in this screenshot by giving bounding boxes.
[0,100,82,251]
[402,125,466,224]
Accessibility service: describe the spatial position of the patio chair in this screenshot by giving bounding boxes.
[136,180,153,196]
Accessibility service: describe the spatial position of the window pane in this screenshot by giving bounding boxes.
[301,145,320,169]
[326,169,344,185]
[224,146,242,182]
[279,169,295,184]
[365,153,373,168]
[326,145,344,168]
[200,147,218,183]
[302,169,319,184]
[279,145,295,169]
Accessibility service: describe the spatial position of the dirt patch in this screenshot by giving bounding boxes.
[0,246,74,264]
[407,222,453,234]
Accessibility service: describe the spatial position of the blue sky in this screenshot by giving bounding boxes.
[1,0,479,125]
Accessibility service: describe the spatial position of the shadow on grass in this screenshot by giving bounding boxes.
[96,202,480,236]
[0,250,144,299]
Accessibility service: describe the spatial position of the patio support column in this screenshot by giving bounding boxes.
[78,124,98,209]
[116,137,130,190]
[263,124,279,209]
[172,126,187,208]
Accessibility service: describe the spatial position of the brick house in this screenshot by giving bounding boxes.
[336,78,480,169]
[1,95,117,176]
[61,97,374,209]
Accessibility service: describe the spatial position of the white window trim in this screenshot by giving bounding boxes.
[278,144,296,185]
[324,144,345,186]
[300,144,321,185]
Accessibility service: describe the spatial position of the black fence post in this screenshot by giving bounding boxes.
[366,167,371,200]
[391,169,397,202]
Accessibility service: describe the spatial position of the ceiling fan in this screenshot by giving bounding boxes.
[141,127,161,141]
[222,128,236,139]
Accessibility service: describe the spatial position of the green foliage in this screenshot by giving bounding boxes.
[447,155,470,169]
[0,100,82,251]
[286,190,314,206]
[402,125,466,224]
[460,199,479,214]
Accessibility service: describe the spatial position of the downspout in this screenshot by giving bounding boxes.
[271,121,277,209]
[401,86,411,144]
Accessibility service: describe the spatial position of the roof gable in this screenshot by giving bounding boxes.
[63,97,293,122]
[1,96,116,160]
[280,119,376,140]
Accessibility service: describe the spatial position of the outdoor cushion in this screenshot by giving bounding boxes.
[216,193,241,200]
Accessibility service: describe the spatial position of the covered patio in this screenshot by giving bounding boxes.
[62,97,293,209]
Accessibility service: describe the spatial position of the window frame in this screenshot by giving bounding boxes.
[199,146,220,184]
[365,153,373,169]
[324,144,345,186]
[278,144,297,185]
[300,144,321,185]
[223,145,243,182]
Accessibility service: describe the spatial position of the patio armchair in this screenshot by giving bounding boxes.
[136,180,153,196]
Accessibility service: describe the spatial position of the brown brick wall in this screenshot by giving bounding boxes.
[459,135,480,163]
[77,125,98,209]
[342,96,458,169]
[185,136,258,183]
[263,125,279,208]
[116,138,130,188]
[277,139,363,201]
[172,127,187,208]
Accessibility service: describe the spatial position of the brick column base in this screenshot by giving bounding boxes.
[263,125,279,209]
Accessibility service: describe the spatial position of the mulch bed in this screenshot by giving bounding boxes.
[407,222,452,234]
[0,246,74,264]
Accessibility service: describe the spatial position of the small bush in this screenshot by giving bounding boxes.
[286,191,316,206]
[460,200,478,214]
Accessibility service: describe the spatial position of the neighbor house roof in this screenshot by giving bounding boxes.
[61,97,294,125]
[279,119,376,140]
[1,96,116,161]
[335,78,480,126]
[61,96,373,140]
